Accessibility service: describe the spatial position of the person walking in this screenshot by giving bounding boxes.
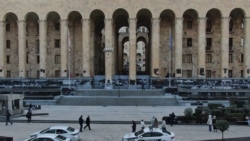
[79,115,84,132]
[84,115,91,130]
[207,114,213,132]
[140,120,145,130]
[153,118,159,128]
[26,110,32,123]
[132,120,136,132]
[212,115,217,132]
[6,110,13,126]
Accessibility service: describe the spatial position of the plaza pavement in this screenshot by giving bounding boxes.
[1,105,250,141]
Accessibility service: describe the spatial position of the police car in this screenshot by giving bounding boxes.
[122,127,175,141]
[23,134,71,141]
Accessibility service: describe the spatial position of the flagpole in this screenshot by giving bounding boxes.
[67,27,71,89]
[169,27,172,87]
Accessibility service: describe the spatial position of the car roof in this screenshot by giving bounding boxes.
[49,126,69,130]
[143,127,163,133]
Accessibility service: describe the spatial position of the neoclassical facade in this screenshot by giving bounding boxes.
[0,0,250,84]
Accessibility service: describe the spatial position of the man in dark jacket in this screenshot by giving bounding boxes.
[84,115,91,130]
[6,110,13,126]
[79,115,84,132]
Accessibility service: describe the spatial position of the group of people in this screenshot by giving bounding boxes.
[207,114,217,132]
[78,115,91,132]
[131,116,168,133]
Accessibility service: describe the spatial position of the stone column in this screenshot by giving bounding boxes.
[151,18,160,77]
[198,17,206,78]
[0,21,5,78]
[18,20,26,78]
[104,18,113,87]
[82,19,90,77]
[221,17,230,78]
[60,19,68,77]
[244,17,250,78]
[129,18,137,85]
[39,20,47,78]
[175,17,183,77]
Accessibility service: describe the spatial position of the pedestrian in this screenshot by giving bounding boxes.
[212,115,217,132]
[207,114,213,132]
[132,120,136,132]
[161,119,167,130]
[6,110,13,126]
[140,120,145,130]
[151,116,155,127]
[79,115,84,132]
[246,115,250,126]
[26,110,32,123]
[141,82,145,91]
[153,118,159,128]
[169,112,175,126]
[84,115,91,130]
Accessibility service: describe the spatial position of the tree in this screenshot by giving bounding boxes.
[215,120,229,140]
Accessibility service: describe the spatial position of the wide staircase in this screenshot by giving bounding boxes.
[56,89,178,106]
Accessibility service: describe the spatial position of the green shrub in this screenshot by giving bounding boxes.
[184,107,193,117]
[216,120,230,140]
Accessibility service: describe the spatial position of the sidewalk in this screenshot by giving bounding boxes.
[0,105,250,141]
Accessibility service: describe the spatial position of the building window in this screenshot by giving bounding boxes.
[6,55,10,64]
[55,39,60,48]
[6,23,10,32]
[229,38,233,51]
[26,55,29,64]
[229,54,233,63]
[187,38,192,47]
[36,40,40,53]
[206,70,212,78]
[6,70,11,78]
[228,70,233,78]
[241,20,244,29]
[206,54,212,63]
[55,22,60,31]
[183,54,192,63]
[55,55,61,64]
[206,20,212,32]
[6,40,11,49]
[229,20,233,31]
[183,70,192,78]
[55,70,60,77]
[241,54,244,63]
[206,38,212,50]
[241,38,244,47]
[37,55,40,64]
[187,20,192,29]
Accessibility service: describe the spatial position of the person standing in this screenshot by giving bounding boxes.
[6,110,13,126]
[84,115,91,130]
[207,114,213,132]
[151,116,155,127]
[153,118,159,128]
[161,120,167,130]
[140,120,145,130]
[79,115,84,132]
[212,115,217,132]
[132,120,136,132]
[26,110,32,123]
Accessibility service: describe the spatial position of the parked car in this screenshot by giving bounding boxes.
[30,125,80,141]
[23,134,71,141]
[122,127,175,141]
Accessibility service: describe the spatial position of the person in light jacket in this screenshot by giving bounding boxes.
[207,114,213,132]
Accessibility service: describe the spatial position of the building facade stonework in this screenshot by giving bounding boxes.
[0,0,250,83]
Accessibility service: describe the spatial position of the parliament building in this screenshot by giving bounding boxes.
[0,0,250,84]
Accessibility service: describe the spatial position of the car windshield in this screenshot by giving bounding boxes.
[134,129,144,136]
[56,135,67,141]
[67,127,75,132]
[40,128,49,133]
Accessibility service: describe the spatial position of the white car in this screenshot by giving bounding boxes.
[23,134,71,141]
[30,125,80,141]
[122,127,175,141]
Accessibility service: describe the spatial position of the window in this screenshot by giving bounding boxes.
[206,20,212,32]
[37,55,40,64]
[228,70,233,78]
[206,38,212,50]
[36,40,40,53]
[55,22,60,31]
[183,54,192,63]
[241,20,244,29]
[241,38,244,47]
[55,70,60,77]
[6,23,10,32]
[187,20,192,29]
[7,70,11,78]
[55,55,61,64]
[206,54,212,63]
[6,55,10,64]
[241,54,244,63]
[229,54,233,63]
[187,38,192,47]
[55,39,60,48]
[6,40,10,49]
[229,20,233,31]
[229,38,233,50]
[26,55,29,64]
[206,70,212,78]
